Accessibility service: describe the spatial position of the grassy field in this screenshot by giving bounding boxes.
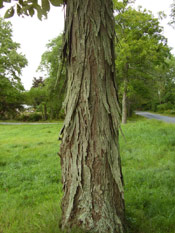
[0,118,175,233]
[121,118,175,233]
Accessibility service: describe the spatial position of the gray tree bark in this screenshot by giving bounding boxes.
[59,0,125,232]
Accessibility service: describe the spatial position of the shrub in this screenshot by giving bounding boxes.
[58,109,65,120]
[164,109,175,115]
[17,113,43,122]
[156,102,174,112]
[28,113,43,121]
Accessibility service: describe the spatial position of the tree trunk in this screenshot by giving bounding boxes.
[43,103,47,120]
[122,88,127,124]
[59,0,125,232]
[127,101,133,118]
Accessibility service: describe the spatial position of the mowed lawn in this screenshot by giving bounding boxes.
[121,118,175,233]
[0,124,63,233]
[0,118,175,233]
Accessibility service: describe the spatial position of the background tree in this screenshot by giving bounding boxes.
[32,76,45,88]
[0,17,27,119]
[25,36,66,121]
[25,77,48,120]
[38,35,66,119]
[151,56,175,112]
[114,4,171,123]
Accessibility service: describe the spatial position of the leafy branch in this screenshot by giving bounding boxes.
[0,0,64,20]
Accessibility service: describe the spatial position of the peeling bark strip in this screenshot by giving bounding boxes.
[60,0,125,232]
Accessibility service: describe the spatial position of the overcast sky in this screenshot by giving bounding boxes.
[1,0,175,90]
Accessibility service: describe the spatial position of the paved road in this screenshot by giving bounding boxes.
[135,111,175,123]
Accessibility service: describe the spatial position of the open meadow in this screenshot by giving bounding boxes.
[0,118,175,233]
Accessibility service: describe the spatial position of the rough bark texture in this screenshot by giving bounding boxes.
[59,0,125,232]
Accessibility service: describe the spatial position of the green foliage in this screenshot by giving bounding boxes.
[0,18,27,79]
[24,83,48,120]
[32,76,45,88]
[169,0,175,27]
[37,34,66,120]
[22,35,65,121]
[163,109,175,115]
[49,0,63,7]
[149,56,175,113]
[0,0,64,20]
[0,17,27,119]
[114,3,171,118]
[17,112,43,121]
[157,103,174,112]
[4,6,14,18]
[0,77,24,119]
[58,108,65,120]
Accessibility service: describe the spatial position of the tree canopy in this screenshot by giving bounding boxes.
[114,2,171,123]
[0,17,27,119]
[25,35,66,120]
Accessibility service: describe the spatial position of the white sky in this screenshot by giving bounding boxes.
[1,0,175,90]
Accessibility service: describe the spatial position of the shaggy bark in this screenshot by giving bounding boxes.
[59,0,125,232]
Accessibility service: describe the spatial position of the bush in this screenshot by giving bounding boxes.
[17,113,43,122]
[156,102,174,112]
[28,113,43,121]
[58,109,65,120]
[164,109,175,115]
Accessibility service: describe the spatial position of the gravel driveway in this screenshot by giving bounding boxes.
[135,111,175,123]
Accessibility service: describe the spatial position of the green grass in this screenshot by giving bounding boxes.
[121,118,175,233]
[0,124,63,233]
[0,119,175,233]
[0,120,62,123]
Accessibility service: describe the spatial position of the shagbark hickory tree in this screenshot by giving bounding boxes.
[1,0,125,232]
[60,0,125,232]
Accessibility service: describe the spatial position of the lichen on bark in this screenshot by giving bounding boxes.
[59,0,125,232]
